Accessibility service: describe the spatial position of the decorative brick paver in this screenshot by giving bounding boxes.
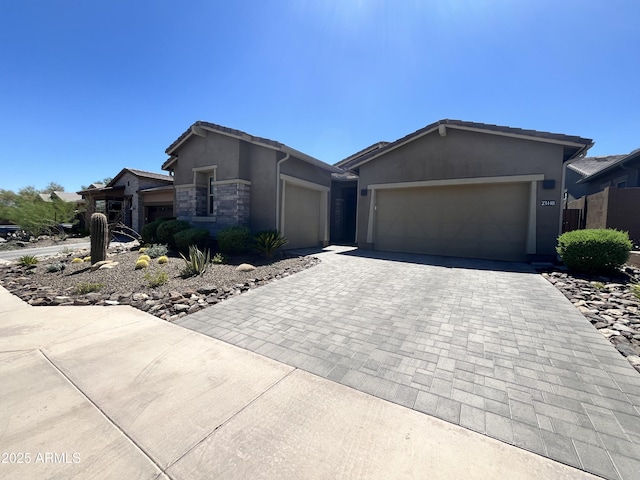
[176,247,640,480]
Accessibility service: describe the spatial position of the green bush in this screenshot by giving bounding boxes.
[217,226,251,255]
[156,220,191,249]
[144,244,168,259]
[556,229,632,274]
[141,220,162,245]
[632,284,640,301]
[253,230,288,259]
[180,245,210,277]
[174,228,210,254]
[140,218,173,244]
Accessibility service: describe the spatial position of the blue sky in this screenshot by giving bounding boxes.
[1,0,639,193]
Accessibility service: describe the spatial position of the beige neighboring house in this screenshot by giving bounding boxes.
[336,119,593,262]
[162,121,341,249]
[78,168,174,234]
[36,191,85,229]
[37,191,84,204]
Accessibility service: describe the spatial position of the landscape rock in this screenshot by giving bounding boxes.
[236,263,256,272]
[542,267,640,375]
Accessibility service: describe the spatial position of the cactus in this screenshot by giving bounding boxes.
[90,213,109,264]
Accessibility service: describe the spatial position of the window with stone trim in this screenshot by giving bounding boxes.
[209,176,216,215]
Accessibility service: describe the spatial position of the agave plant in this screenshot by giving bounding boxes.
[17,254,39,267]
[254,230,288,259]
[180,245,210,277]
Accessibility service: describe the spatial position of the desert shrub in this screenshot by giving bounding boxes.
[253,230,288,259]
[17,254,38,267]
[138,254,151,263]
[83,256,91,262]
[144,269,169,288]
[157,255,169,264]
[557,229,632,274]
[217,226,251,255]
[156,220,190,249]
[46,262,65,273]
[139,247,147,253]
[140,218,172,244]
[180,245,210,277]
[212,252,225,264]
[632,284,640,301]
[75,282,103,294]
[144,243,168,259]
[71,258,83,264]
[135,259,149,270]
[174,228,210,254]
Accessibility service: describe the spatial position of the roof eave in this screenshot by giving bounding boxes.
[577,149,640,183]
[281,146,343,173]
[346,121,593,171]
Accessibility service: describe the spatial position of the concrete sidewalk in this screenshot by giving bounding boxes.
[0,286,597,479]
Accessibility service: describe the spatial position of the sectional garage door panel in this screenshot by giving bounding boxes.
[374,183,529,261]
[283,183,322,249]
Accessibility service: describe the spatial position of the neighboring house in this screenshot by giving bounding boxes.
[37,191,84,204]
[336,119,593,262]
[565,154,629,201]
[35,191,85,229]
[78,168,174,233]
[565,148,640,246]
[162,121,342,249]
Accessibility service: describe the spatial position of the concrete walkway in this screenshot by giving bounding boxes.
[177,247,640,480]
[0,285,598,479]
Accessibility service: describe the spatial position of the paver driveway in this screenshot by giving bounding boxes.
[176,247,640,480]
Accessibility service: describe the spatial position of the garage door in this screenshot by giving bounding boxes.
[283,183,322,249]
[374,183,529,261]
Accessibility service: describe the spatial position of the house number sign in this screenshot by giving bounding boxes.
[540,200,556,206]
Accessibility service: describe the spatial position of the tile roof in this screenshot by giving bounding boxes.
[567,155,626,177]
[339,119,593,170]
[334,142,389,168]
[53,191,83,202]
[166,121,283,155]
[122,168,173,182]
[104,168,173,188]
[163,121,342,174]
[575,147,640,183]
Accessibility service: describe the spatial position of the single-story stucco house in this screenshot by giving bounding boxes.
[335,119,594,262]
[564,148,640,245]
[161,121,342,249]
[78,168,174,233]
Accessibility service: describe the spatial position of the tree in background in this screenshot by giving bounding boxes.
[0,184,77,237]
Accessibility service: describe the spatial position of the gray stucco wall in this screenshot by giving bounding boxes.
[356,128,566,258]
[248,145,278,232]
[173,133,241,185]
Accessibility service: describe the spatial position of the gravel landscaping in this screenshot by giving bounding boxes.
[0,241,318,321]
[542,266,640,373]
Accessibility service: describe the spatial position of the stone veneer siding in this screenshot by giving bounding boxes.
[176,183,250,236]
[176,186,208,218]
[212,183,250,228]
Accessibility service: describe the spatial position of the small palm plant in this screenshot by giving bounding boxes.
[180,245,210,277]
[254,230,288,259]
